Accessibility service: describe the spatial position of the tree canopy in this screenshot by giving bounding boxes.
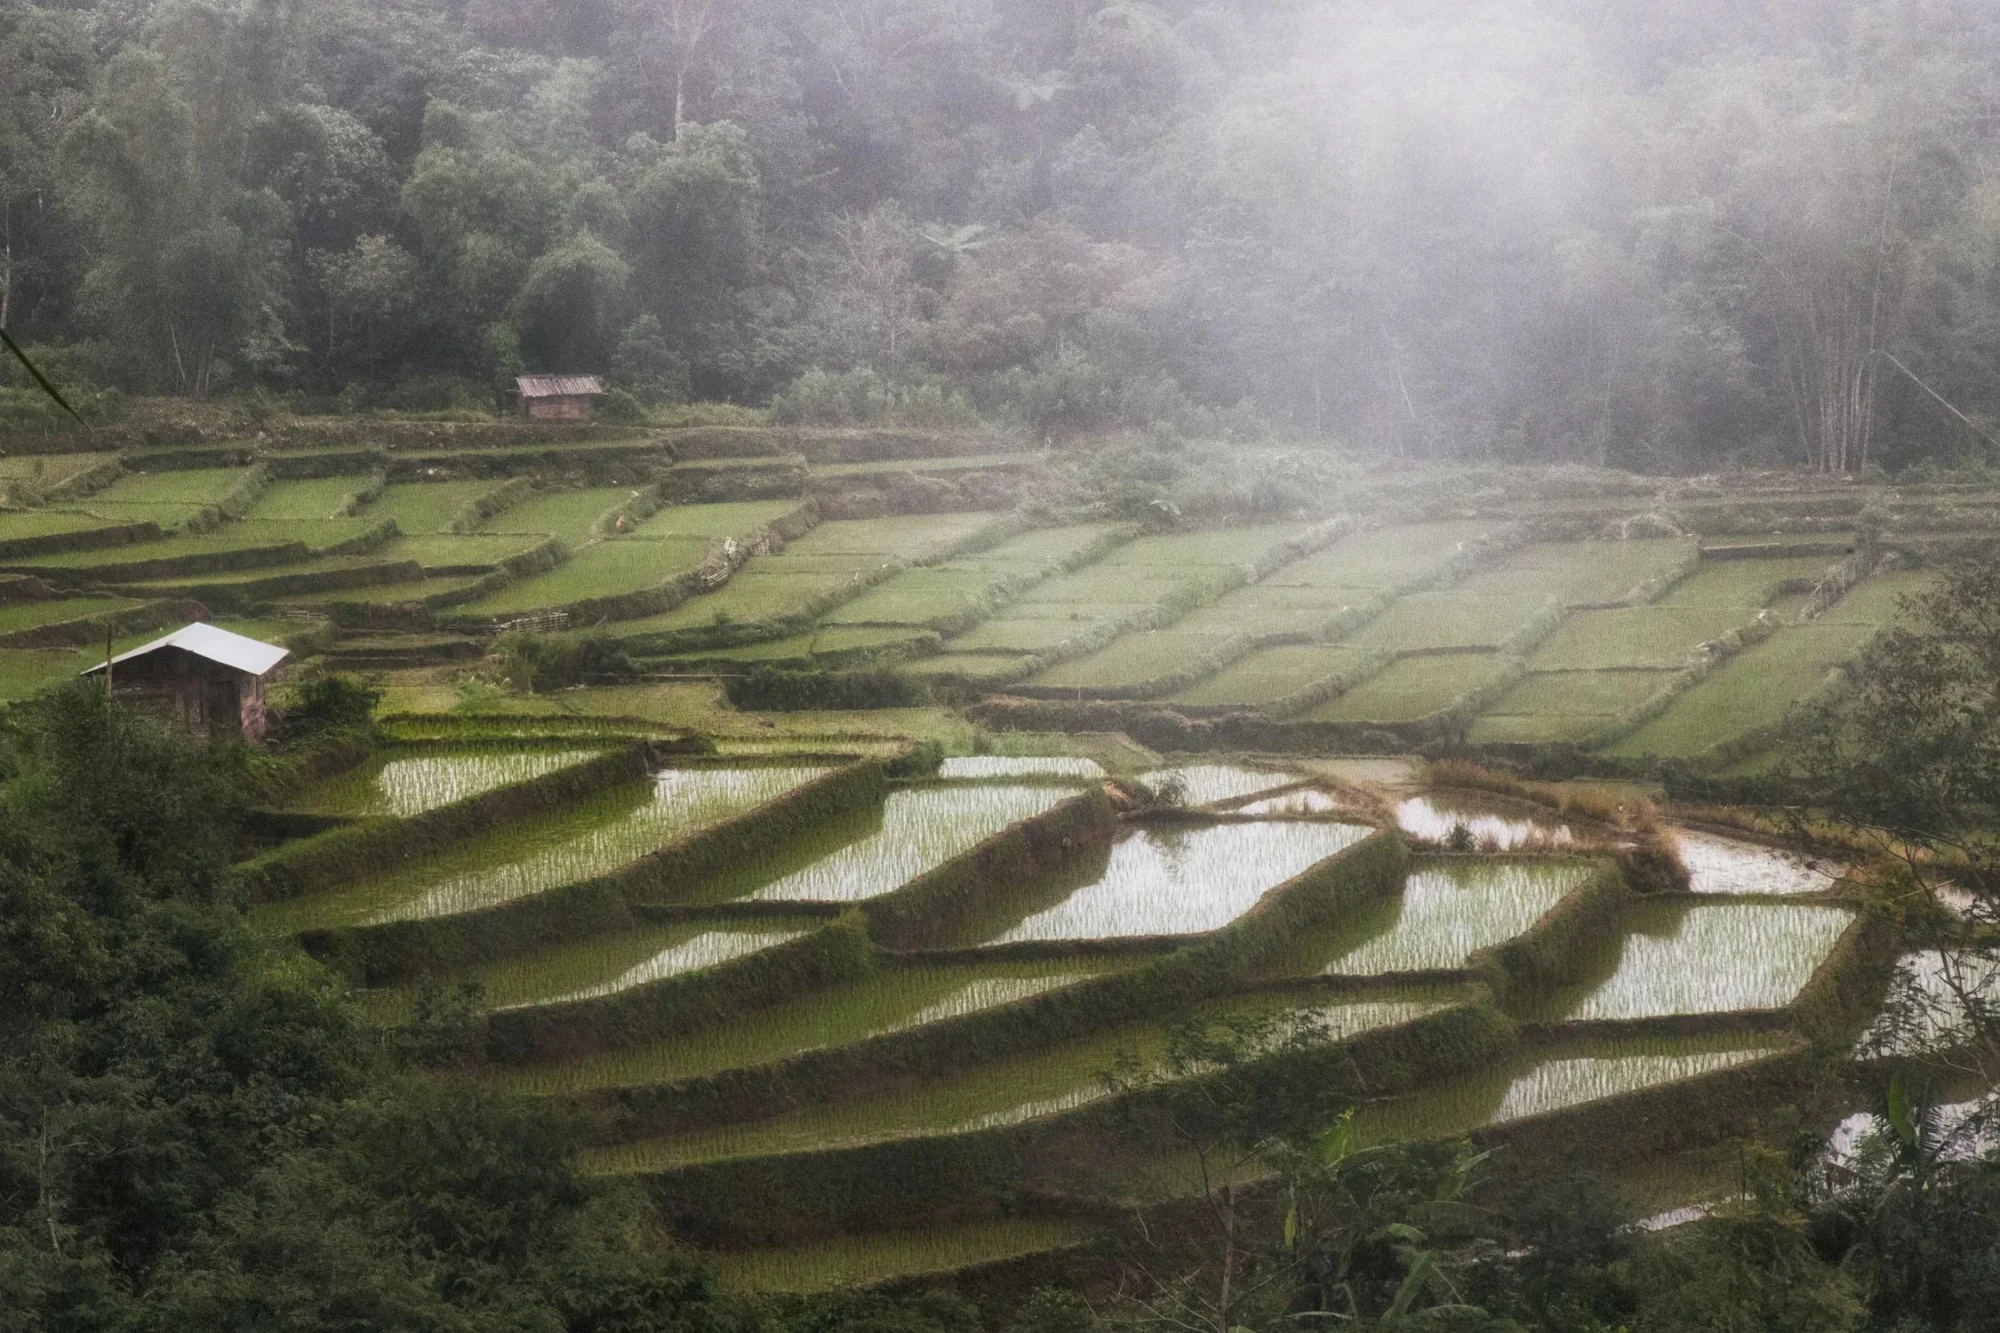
[6,0,2000,468]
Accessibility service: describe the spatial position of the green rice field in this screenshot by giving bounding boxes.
[820,565,1011,627]
[368,917,813,1021]
[1655,557,1837,608]
[480,486,640,538]
[244,478,373,521]
[1273,860,1594,976]
[375,533,552,571]
[899,651,1034,682]
[1342,589,1554,654]
[947,610,1137,654]
[1170,643,1378,708]
[975,819,1369,942]
[9,531,298,570]
[291,746,602,817]
[1257,521,1501,593]
[1604,622,1879,757]
[502,956,1136,1095]
[631,501,803,538]
[0,510,121,542]
[455,538,711,616]
[1465,539,1696,606]
[0,596,141,634]
[778,513,1002,560]
[669,625,934,666]
[1306,652,1513,724]
[365,482,513,534]
[88,468,250,508]
[1528,606,1754,670]
[1025,630,1239,691]
[707,1218,1095,1293]
[588,993,1443,1171]
[255,765,828,931]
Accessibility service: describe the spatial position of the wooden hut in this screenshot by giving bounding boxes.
[515,374,606,421]
[80,623,291,741]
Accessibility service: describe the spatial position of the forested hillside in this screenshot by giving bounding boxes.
[6,0,2000,470]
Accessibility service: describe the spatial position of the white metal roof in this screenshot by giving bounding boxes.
[516,374,605,398]
[80,623,291,678]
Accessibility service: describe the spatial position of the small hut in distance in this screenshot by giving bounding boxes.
[516,374,606,421]
[81,623,290,741]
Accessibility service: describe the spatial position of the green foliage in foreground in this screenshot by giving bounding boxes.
[0,683,723,1329]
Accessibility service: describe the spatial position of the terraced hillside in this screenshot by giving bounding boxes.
[0,424,1969,1289]
[0,424,1963,775]
[227,735,1902,1292]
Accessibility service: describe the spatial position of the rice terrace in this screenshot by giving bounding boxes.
[10,2,2000,1329]
[0,411,1983,1300]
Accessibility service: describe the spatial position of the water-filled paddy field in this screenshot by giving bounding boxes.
[1522,900,1853,1022]
[733,784,1072,903]
[586,992,1445,1171]
[292,745,603,817]
[498,955,1141,1094]
[1348,1034,1794,1146]
[973,819,1370,943]
[1268,860,1596,976]
[41,428,1976,1294]
[366,917,814,1021]
[256,765,828,930]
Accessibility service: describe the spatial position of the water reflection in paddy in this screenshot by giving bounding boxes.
[1141,764,1302,806]
[1351,1036,1790,1146]
[295,746,604,817]
[257,766,828,931]
[742,784,1070,902]
[1268,861,1594,977]
[937,756,1104,779]
[1677,830,1843,895]
[1395,792,1576,849]
[979,820,1370,942]
[1529,900,1852,1021]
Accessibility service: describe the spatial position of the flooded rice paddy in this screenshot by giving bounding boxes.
[976,820,1371,942]
[1141,764,1301,806]
[936,756,1104,779]
[740,784,1070,903]
[257,766,828,931]
[1350,1035,1792,1145]
[1529,901,1854,1021]
[366,919,811,1020]
[1272,860,1595,976]
[1235,786,1342,815]
[1395,792,1576,849]
[1860,950,2000,1055]
[1677,830,1844,895]
[294,746,603,817]
[500,957,1140,1094]
[587,994,1444,1171]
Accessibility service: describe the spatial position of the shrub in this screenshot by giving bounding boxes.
[271,674,382,743]
[496,632,634,693]
[723,665,928,711]
[595,387,651,425]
